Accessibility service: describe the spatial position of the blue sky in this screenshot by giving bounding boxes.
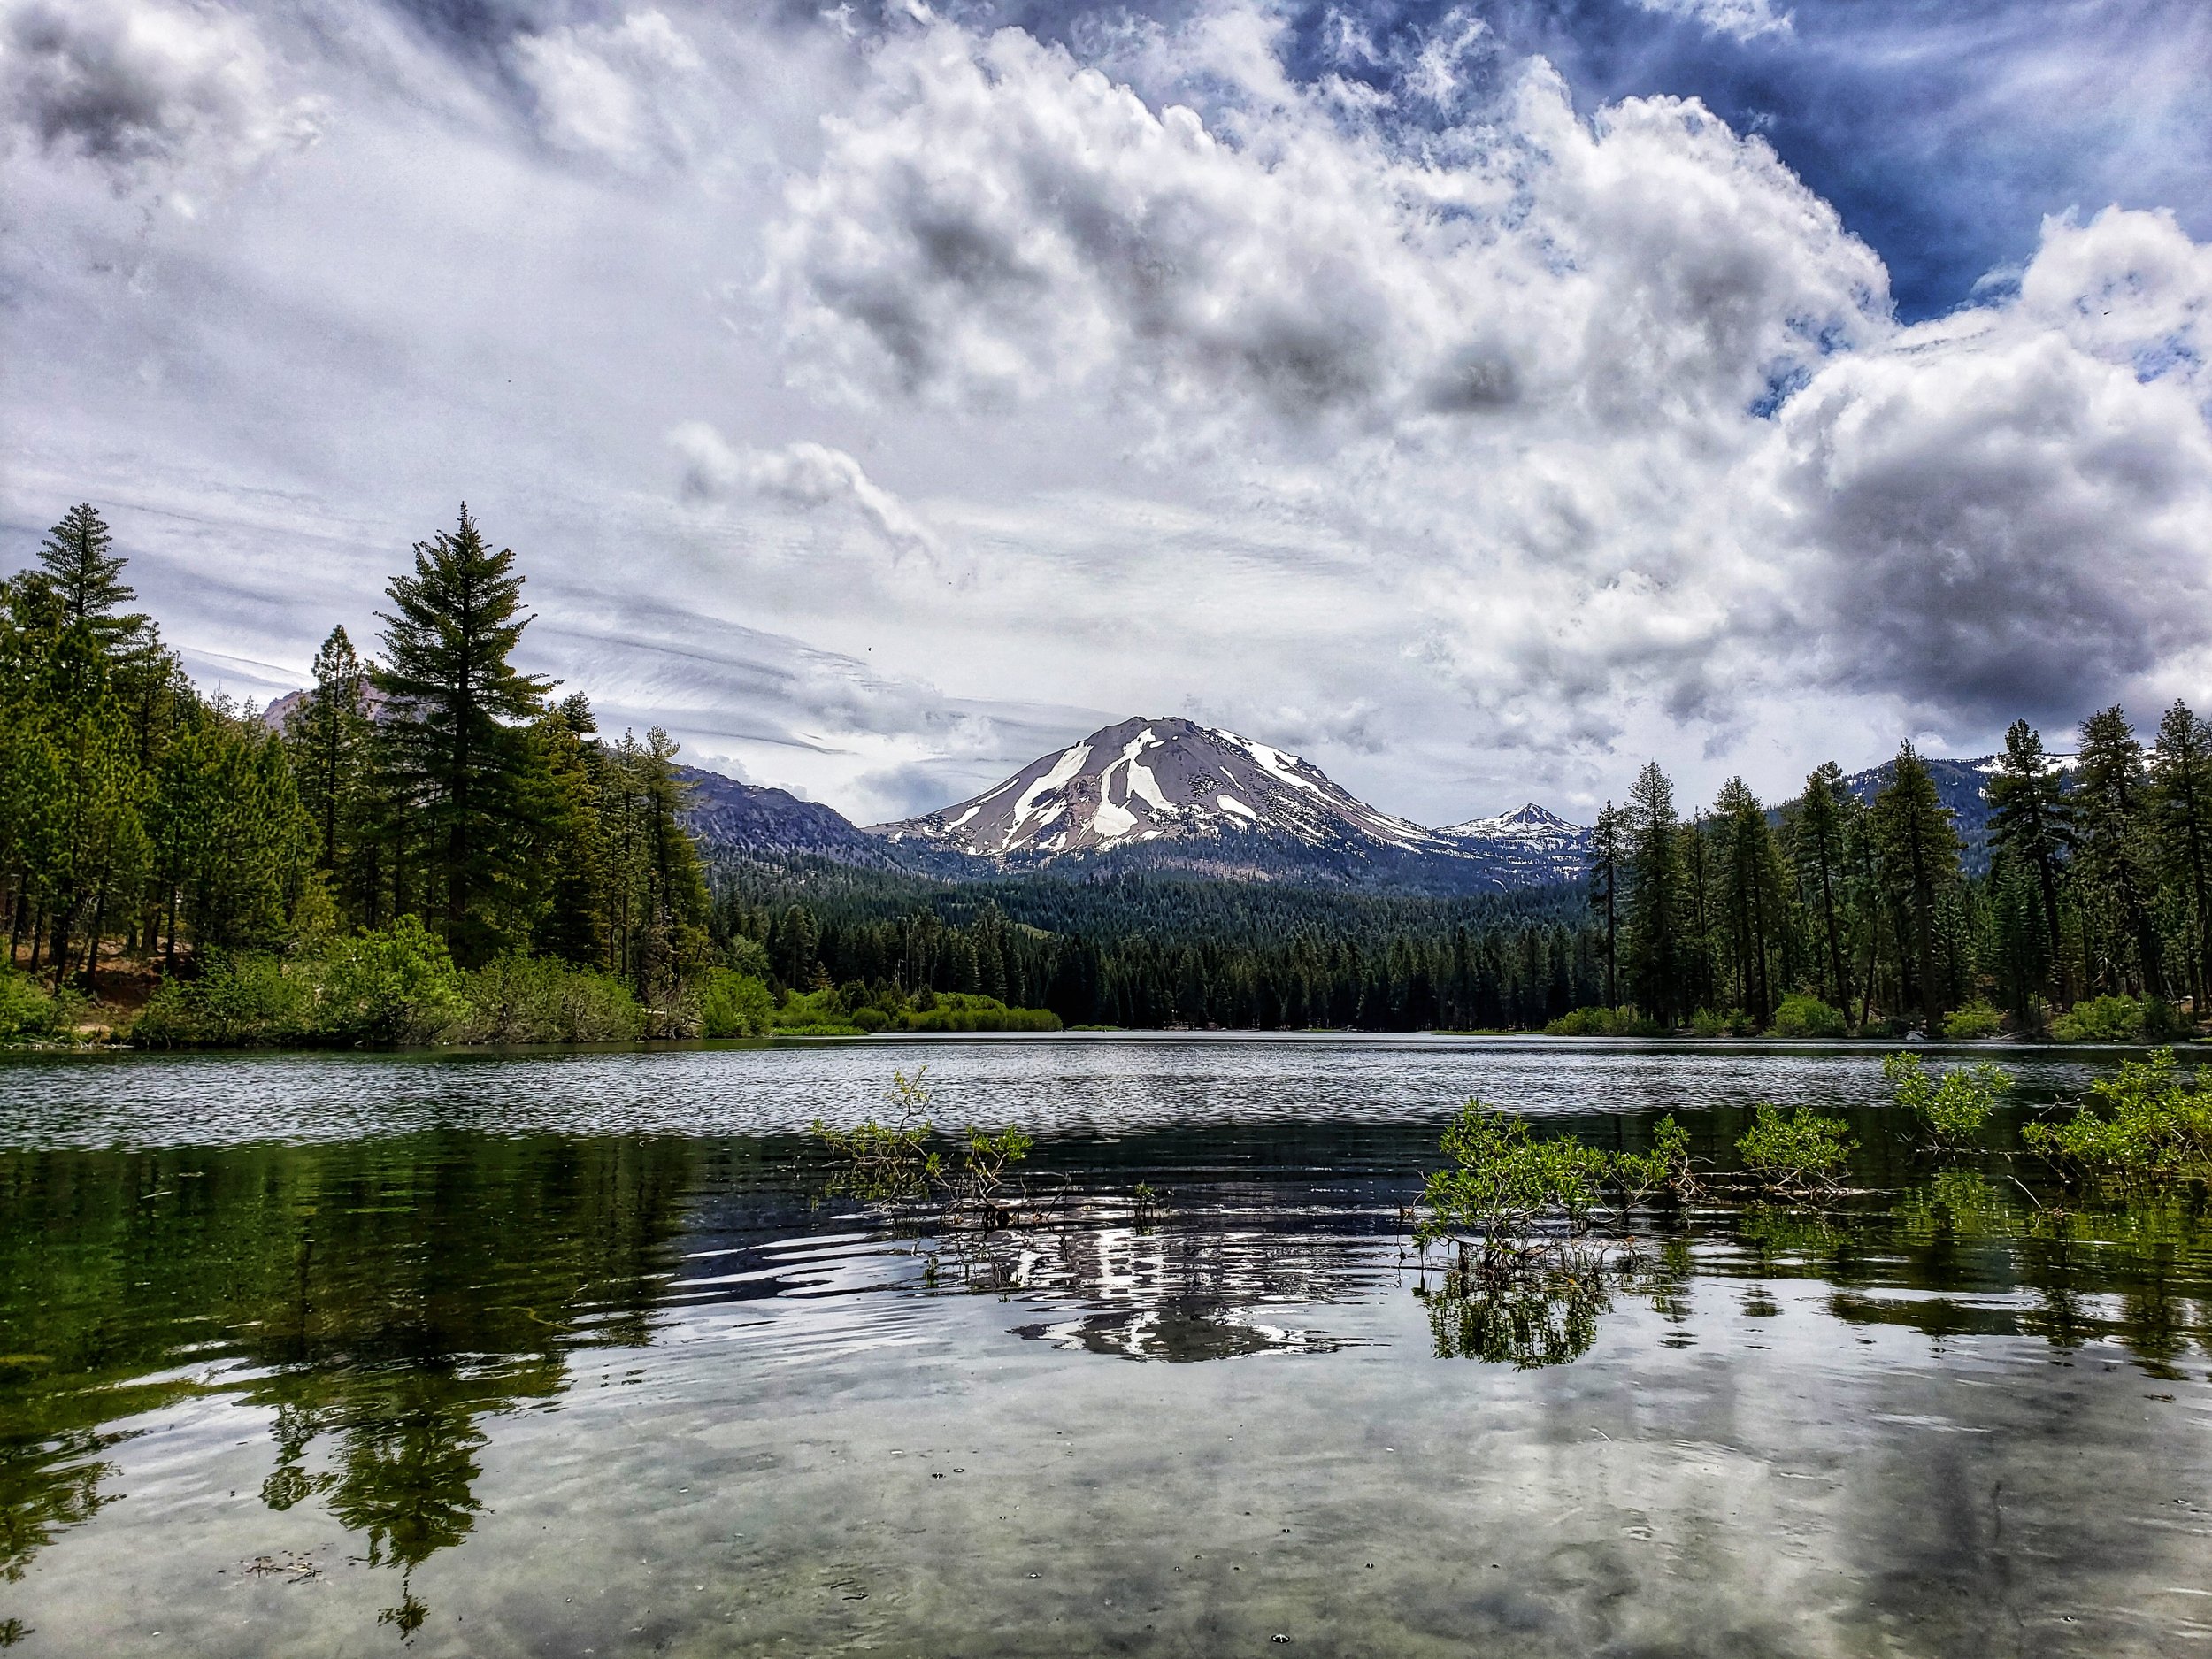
[4,0,2209,821]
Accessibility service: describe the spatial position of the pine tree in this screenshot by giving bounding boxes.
[1986,718,2075,1005]
[2151,701,2212,1010]
[372,506,554,964]
[35,503,147,649]
[1714,778,1787,1027]
[1623,762,1685,1025]
[1874,743,1962,1033]
[1586,802,1625,1009]
[1793,764,1852,1013]
[2073,707,2161,998]
[287,626,373,882]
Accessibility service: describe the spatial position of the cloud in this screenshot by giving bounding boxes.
[1627,0,1793,44]
[6,0,2211,829]
[670,423,941,557]
[0,0,318,178]
[510,10,708,171]
[766,15,1885,440]
[1763,206,2212,724]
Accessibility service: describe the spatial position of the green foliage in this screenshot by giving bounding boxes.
[1883,1051,2008,1144]
[131,952,314,1047]
[0,969,66,1042]
[320,916,472,1043]
[2049,994,2149,1043]
[1735,1104,1854,1193]
[1544,1005,1663,1037]
[1770,993,1847,1039]
[2023,1050,2212,1189]
[1609,1114,1695,1202]
[893,994,1062,1033]
[1416,1102,1610,1254]
[1690,1006,1758,1037]
[698,969,775,1038]
[1941,1000,2005,1039]
[810,1069,1037,1242]
[450,955,644,1045]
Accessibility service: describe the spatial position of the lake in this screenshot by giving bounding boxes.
[1,1035,2208,1655]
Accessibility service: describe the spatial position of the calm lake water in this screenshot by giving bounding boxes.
[1,1035,2208,1656]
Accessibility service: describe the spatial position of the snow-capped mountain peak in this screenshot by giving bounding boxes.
[869,716,1453,861]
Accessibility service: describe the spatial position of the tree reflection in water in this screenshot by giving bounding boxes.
[0,1134,699,1631]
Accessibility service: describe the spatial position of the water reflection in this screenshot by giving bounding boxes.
[0,1136,695,1618]
[1,1045,2211,1655]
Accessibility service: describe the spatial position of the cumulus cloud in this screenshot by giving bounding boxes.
[671,423,941,557]
[767,16,1884,440]
[1763,206,2212,723]
[0,0,318,178]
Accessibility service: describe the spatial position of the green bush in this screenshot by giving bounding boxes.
[320,916,471,1042]
[2049,995,2148,1043]
[1417,1102,1612,1249]
[1941,1001,2006,1040]
[2023,1050,2212,1188]
[1545,1006,1663,1038]
[453,955,643,1044]
[1771,995,1848,1040]
[1883,1051,2009,1145]
[130,952,314,1048]
[894,994,1062,1033]
[1736,1104,1854,1193]
[699,970,775,1038]
[849,1005,888,1033]
[0,969,64,1041]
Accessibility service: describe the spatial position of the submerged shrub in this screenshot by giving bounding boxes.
[1941,1001,2006,1040]
[1736,1105,1854,1194]
[2023,1050,2212,1189]
[454,956,643,1044]
[2049,995,2149,1043]
[1770,995,1848,1040]
[1884,1052,2010,1146]
[1417,1102,1612,1253]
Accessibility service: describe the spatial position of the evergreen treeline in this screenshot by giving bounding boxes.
[707,864,1602,1031]
[2,503,714,1041]
[1575,722,2212,1039]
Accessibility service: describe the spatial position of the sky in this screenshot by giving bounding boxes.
[3,0,2209,827]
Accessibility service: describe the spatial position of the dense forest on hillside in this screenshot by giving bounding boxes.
[710,863,1601,1030]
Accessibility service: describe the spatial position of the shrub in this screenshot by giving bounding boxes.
[1545,1006,1663,1037]
[895,995,1062,1033]
[453,956,643,1044]
[130,952,313,1048]
[1736,1104,1853,1193]
[1417,1102,1612,1253]
[2023,1050,2212,1188]
[1941,1001,2006,1040]
[1883,1051,2009,1145]
[849,1005,888,1033]
[0,969,63,1042]
[2049,995,2148,1043]
[320,916,471,1042]
[1771,995,1848,1039]
[699,970,775,1038]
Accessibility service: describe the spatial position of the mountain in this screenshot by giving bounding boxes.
[866,716,1590,892]
[677,767,909,872]
[1433,803,1593,887]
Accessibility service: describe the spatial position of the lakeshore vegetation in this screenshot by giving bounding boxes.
[8,501,2212,1043]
